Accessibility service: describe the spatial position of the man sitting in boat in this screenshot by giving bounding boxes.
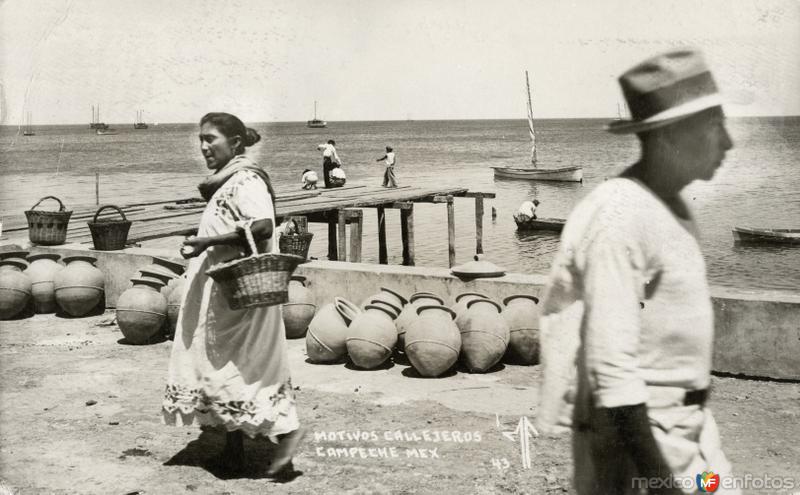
[513,199,540,223]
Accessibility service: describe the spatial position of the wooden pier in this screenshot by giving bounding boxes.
[3,182,495,267]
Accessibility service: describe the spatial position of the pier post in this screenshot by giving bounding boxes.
[474,195,484,255]
[337,209,348,262]
[446,196,456,267]
[95,171,100,205]
[400,204,415,266]
[327,211,338,261]
[377,206,388,264]
[349,209,363,263]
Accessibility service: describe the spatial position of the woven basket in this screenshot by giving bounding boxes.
[279,218,314,259]
[25,196,73,245]
[88,205,132,251]
[330,177,346,187]
[206,221,305,310]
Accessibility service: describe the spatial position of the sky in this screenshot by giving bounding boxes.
[1,0,799,125]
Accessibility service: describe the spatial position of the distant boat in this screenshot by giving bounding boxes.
[492,71,583,182]
[96,128,118,136]
[134,109,148,129]
[23,111,35,136]
[307,101,327,128]
[732,227,800,245]
[90,104,109,130]
[514,216,566,232]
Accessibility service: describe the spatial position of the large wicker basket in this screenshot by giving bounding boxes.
[25,196,73,245]
[279,218,314,259]
[88,205,132,251]
[206,221,305,310]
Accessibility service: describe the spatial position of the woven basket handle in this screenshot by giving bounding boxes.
[241,219,261,257]
[93,204,127,223]
[30,195,65,212]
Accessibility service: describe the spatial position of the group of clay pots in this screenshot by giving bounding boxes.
[116,257,186,344]
[303,287,541,378]
[0,250,105,319]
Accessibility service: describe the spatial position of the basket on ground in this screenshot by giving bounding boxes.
[88,205,132,251]
[25,196,73,246]
[279,218,314,259]
[206,221,305,310]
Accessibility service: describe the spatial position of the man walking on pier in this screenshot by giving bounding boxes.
[318,139,342,188]
[538,48,738,494]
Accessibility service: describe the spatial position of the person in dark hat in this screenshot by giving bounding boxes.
[317,139,342,188]
[537,49,736,494]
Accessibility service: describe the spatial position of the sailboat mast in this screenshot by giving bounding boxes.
[314,100,318,120]
[525,71,537,165]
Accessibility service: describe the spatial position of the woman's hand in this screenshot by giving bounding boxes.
[181,236,210,259]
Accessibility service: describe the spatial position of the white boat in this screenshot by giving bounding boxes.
[492,71,583,182]
[492,165,583,181]
[307,101,327,128]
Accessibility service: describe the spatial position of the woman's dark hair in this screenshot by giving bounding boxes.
[200,112,261,154]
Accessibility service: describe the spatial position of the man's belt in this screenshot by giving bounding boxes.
[683,389,709,407]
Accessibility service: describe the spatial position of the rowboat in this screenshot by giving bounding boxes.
[514,216,566,232]
[492,165,583,182]
[491,71,583,183]
[732,227,800,245]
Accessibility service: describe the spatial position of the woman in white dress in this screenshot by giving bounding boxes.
[162,112,303,476]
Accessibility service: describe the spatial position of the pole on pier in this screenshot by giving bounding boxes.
[349,209,363,263]
[337,209,348,262]
[95,171,100,205]
[474,195,484,255]
[377,206,388,264]
[446,196,456,267]
[327,211,338,261]
[400,203,415,266]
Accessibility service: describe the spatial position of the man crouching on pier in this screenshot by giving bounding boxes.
[537,49,737,494]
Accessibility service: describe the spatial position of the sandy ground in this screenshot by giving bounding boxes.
[0,311,798,495]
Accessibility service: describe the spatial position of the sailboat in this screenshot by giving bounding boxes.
[23,111,35,136]
[134,109,148,129]
[491,71,583,182]
[307,101,327,128]
[90,105,109,130]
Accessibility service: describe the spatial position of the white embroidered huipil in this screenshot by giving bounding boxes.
[162,169,299,438]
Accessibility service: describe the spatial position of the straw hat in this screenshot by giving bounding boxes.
[606,49,723,134]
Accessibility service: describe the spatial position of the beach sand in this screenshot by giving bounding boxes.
[0,311,797,494]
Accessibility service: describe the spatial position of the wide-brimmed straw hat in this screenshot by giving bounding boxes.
[606,49,723,134]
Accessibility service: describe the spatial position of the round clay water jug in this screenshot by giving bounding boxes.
[0,257,29,271]
[139,268,175,298]
[395,292,444,349]
[0,251,30,262]
[117,278,167,344]
[165,276,187,340]
[306,297,361,363]
[405,305,461,377]
[451,292,489,330]
[502,294,541,365]
[459,298,510,373]
[283,302,317,339]
[150,256,186,276]
[360,287,407,310]
[54,256,105,317]
[0,259,32,320]
[288,276,313,304]
[346,304,399,369]
[24,253,63,313]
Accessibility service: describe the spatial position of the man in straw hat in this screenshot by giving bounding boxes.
[537,49,736,494]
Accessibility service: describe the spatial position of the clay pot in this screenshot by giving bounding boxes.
[0,257,29,271]
[306,297,361,363]
[0,251,30,261]
[395,292,444,349]
[405,305,461,378]
[0,259,32,320]
[24,253,64,313]
[502,295,541,365]
[150,256,186,276]
[165,275,187,340]
[288,276,313,304]
[54,256,105,317]
[360,287,407,310]
[459,299,510,373]
[139,268,175,298]
[451,292,489,330]
[346,303,399,369]
[283,303,317,339]
[116,278,167,344]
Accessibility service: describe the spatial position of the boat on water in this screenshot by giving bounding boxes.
[23,111,35,136]
[307,100,327,128]
[491,71,583,182]
[134,109,148,129]
[90,105,109,130]
[732,227,800,245]
[514,216,566,232]
[96,128,118,136]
